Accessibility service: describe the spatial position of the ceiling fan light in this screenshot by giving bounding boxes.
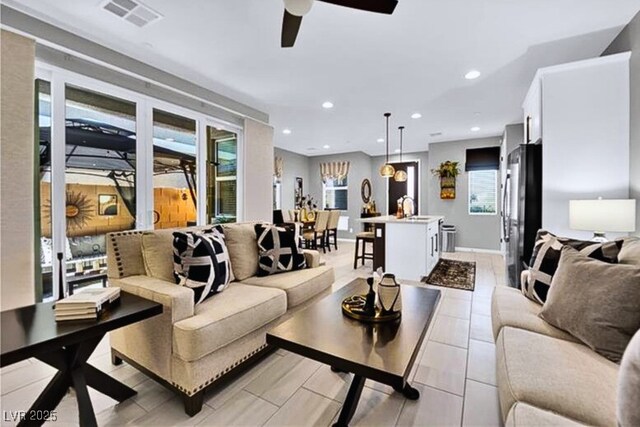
[283,0,314,16]
[394,169,407,182]
[380,163,396,178]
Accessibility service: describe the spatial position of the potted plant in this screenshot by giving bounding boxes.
[431,161,461,199]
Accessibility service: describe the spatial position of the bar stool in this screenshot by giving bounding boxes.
[353,231,374,269]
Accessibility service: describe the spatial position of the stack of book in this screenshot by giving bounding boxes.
[54,287,121,321]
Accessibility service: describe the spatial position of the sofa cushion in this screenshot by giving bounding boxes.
[172,283,286,362]
[496,327,618,427]
[221,223,259,281]
[619,237,640,265]
[141,229,176,282]
[491,286,578,343]
[618,330,640,426]
[107,231,146,279]
[540,247,640,362]
[241,265,334,308]
[173,227,233,305]
[505,403,585,426]
[255,223,306,276]
[524,230,623,304]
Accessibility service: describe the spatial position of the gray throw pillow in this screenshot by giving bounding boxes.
[540,246,640,363]
[618,330,640,426]
[619,237,640,266]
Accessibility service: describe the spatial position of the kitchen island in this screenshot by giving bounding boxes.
[358,215,444,281]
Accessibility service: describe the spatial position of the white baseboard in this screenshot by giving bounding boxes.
[454,247,504,255]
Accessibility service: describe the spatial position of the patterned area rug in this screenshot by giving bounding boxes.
[422,259,476,291]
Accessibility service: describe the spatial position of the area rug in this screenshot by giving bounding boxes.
[422,259,476,291]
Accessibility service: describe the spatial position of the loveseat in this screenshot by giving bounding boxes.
[106,222,334,415]
[491,237,640,426]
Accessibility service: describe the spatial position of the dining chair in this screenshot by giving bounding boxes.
[287,210,296,222]
[303,210,329,253]
[326,210,341,251]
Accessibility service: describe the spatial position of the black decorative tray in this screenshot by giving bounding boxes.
[341,295,400,323]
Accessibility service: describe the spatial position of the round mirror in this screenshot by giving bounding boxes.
[361,179,372,203]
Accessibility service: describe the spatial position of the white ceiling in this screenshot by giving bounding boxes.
[6,0,640,156]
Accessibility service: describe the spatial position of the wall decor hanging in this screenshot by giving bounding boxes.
[431,161,461,199]
[98,194,118,216]
[64,191,95,230]
[295,177,303,208]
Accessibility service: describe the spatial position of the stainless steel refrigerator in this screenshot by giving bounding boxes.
[503,143,542,288]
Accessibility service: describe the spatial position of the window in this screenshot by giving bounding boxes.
[206,126,238,223]
[469,170,497,215]
[323,176,348,210]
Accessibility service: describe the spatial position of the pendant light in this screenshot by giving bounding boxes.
[394,126,407,182]
[379,113,396,178]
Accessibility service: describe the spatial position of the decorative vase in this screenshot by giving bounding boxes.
[306,210,316,221]
[299,208,308,222]
[377,273,402,314]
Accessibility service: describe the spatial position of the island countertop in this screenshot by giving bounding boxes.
[357,215,444,224]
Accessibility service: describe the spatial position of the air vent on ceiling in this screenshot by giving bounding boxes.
[102,0,162,28]
[429,132,443,137]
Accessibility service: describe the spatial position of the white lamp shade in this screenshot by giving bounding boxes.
[569,199,636,232]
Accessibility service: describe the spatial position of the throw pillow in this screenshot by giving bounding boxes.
[173,227,233,305]
[618,330,640,426]
[539,247,640,363]
[255,223,306,277]
[222,223,260,281]
[619,237,640,266]
[523,230,623,304]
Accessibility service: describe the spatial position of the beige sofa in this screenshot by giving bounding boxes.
[106,223,334,415]
[492,282,619,426]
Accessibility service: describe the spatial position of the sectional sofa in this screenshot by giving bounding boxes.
[106,223,335,415]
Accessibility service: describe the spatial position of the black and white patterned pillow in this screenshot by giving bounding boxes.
[523,230,624,304]
[173,227,233,305]
[255,223,306,277]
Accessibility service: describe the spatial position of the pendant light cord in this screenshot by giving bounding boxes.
[399,126,404,162]
[384,113,391,163]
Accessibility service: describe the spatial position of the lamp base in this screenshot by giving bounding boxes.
[591,232,608,243]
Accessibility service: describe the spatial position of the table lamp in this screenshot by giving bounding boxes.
[569,198,636,242]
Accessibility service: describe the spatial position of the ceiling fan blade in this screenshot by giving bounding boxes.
[282,10,303,48]
[318,0,398,14]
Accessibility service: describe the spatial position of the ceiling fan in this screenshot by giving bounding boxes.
[281,0,398,48]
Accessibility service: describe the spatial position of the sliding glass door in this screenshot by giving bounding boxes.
[152,109,197,229]
[35,66,243,300]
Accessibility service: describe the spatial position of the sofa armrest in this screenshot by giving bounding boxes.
[303,250,321,268]
[111,275,194,323]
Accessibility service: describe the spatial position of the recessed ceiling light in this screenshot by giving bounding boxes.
[377,138,384,143]
[411,113,422,119]
[394,148,401,153]
[323,144,330,149]
[282,129,292,135]
[322,101,334,109]
[471,126,480,132]
[465,70,481,80]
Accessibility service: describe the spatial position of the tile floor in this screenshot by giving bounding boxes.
[0,241,505,426]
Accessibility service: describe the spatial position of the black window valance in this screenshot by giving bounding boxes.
[465,146,501,171]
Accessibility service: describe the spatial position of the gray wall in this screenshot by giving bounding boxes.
[308,152,372,239]
[427,137,503,250]
[370,151,430,215]
[603,11,640,237]
[274,147,310,215]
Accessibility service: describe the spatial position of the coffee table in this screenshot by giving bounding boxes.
[1,291,163,427]
[267,278,441,427]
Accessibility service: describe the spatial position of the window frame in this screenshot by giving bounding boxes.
[468,169,498,216]
[322,177,348,210]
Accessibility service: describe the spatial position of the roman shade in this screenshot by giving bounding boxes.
[319,161,350,183]
[465,146,500,171]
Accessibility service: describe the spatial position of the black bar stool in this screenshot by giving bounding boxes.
[353,231,374,269]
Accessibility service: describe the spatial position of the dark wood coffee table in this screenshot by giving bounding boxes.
[1,292,162,427]
[267,278,441,427]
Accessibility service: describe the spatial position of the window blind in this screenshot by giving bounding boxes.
[465,146,500,171]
